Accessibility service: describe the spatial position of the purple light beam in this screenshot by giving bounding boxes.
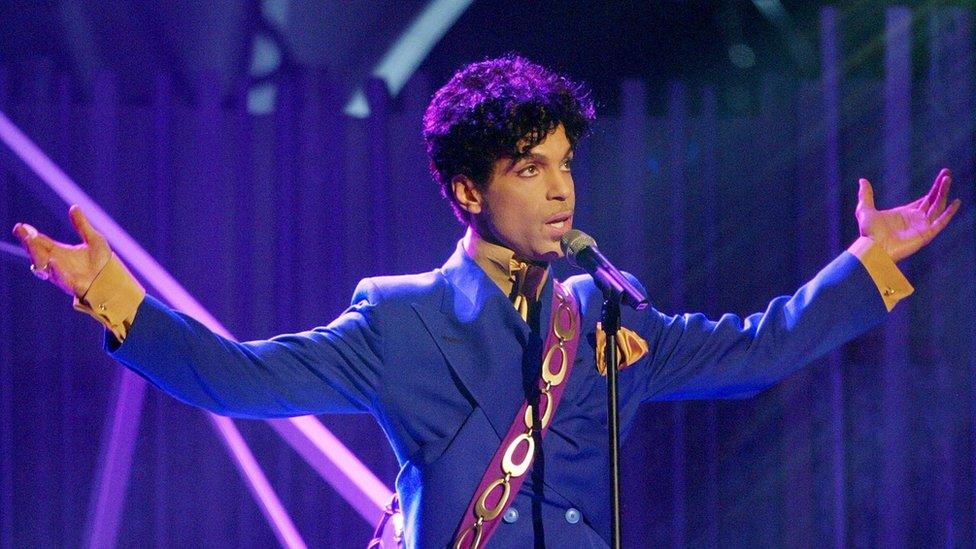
[0,240,29,259]
[0,108,393,544]
[83,370,148,549]
[0,107,307,549]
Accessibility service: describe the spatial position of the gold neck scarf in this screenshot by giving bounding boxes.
[462,229,549,322]
[509,259,547,322]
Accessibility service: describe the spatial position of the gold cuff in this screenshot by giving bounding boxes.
[848,236,914,312]
[72,253,145,341]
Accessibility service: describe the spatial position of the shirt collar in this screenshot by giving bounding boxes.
[461,227,548,299]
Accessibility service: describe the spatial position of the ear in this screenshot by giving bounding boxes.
[451,175,484,216]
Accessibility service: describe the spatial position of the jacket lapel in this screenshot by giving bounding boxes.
[411,243,543,439]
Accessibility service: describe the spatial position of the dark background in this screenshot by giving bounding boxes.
[2,2,975,548]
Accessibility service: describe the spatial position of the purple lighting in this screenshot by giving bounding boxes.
[84,371,147,549]
[0,240,28,259]
[0,107,392,545]
[211,415,307,549]
[269,416,393,524]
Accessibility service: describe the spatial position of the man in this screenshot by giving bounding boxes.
[13,55,961,547]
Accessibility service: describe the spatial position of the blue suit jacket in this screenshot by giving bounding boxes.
[112,242,887,547]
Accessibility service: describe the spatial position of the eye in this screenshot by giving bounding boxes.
[560,157,574,172]
[517,164,539,177]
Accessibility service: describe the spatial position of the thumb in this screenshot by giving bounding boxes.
[858,178,876,211]
[69,205,104,247]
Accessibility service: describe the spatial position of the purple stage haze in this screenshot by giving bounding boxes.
[1,5,975,548]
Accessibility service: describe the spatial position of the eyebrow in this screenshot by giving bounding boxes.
[505,147,574,172]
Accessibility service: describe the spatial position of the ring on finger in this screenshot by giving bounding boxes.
[30,262,51,280]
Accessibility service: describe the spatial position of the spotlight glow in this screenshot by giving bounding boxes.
[345,0,474,117]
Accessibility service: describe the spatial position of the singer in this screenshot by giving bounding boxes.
[12,55,960,548]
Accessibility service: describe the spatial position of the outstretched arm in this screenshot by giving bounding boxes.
[642,168,963,400]
[11,207,381,417]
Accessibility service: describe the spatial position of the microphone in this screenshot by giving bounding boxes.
[560,229,648,310]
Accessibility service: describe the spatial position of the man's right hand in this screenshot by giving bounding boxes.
[12,205,112,298]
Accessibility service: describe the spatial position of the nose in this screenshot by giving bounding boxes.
[547,171,573,201]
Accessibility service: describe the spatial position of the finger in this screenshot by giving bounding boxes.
[69,205,103,246]
[936,169,951,206]
[12,222,35,243]
[917,183,934,211]
[858,178,876,211]
[918,169,949,211]
[928,198,961,238]
[12,223,55,259]
[919,168,949,211]
[926,170,952,219]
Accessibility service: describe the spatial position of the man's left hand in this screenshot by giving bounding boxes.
[855,168,962,263]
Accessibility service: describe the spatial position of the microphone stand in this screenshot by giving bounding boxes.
[561,229,647,548]
[601,293,622,549]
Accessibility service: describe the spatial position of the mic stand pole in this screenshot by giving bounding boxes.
[601,294,622,549]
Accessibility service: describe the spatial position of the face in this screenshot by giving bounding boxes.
[455,125,576,261]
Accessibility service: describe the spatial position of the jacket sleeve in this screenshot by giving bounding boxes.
[639,251,889,401]
[109,279,384,418]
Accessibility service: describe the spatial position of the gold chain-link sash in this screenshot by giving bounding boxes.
[452,281,580,549]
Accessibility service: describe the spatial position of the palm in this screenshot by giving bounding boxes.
[12,206,111,296]
[856,168,961,263]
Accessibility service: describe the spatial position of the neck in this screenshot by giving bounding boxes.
[462,227,548,298]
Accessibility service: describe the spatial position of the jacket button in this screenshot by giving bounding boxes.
[565,507,580,524]
[503,507,519,524]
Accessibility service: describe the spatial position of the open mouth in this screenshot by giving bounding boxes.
[545,211,573,230]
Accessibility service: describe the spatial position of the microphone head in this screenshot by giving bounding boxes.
[560,229,597,268]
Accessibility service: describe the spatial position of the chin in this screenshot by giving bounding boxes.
[511,238,562,262]
[535,246,564,262]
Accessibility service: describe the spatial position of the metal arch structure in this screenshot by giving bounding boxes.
[0,108,394,548]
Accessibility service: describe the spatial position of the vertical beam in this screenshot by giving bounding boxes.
[820,8,846,547]
[272,69,301,524]
[22,59,63,546]
[80,69,150,549]
[926,11,953,545]
[296,68,340,324]
[150,71,173,548]
[275,71,300,325]
[700,85,720,549]
[619,79,649,253]
[0,67,13,549]
[666,81,687,548]
[880,7,912,547]
[365,78,395,272]
[926,8,974,546]
[616,78,658,546]
[55,71,76,542]
[312,67,347,307]
[771,68,813,548]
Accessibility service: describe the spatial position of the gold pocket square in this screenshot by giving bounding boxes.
[595,323,649,375]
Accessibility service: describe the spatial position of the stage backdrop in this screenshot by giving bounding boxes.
[2,6,975,548]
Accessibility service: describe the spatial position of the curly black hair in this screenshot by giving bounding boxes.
[422,54,596,223]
